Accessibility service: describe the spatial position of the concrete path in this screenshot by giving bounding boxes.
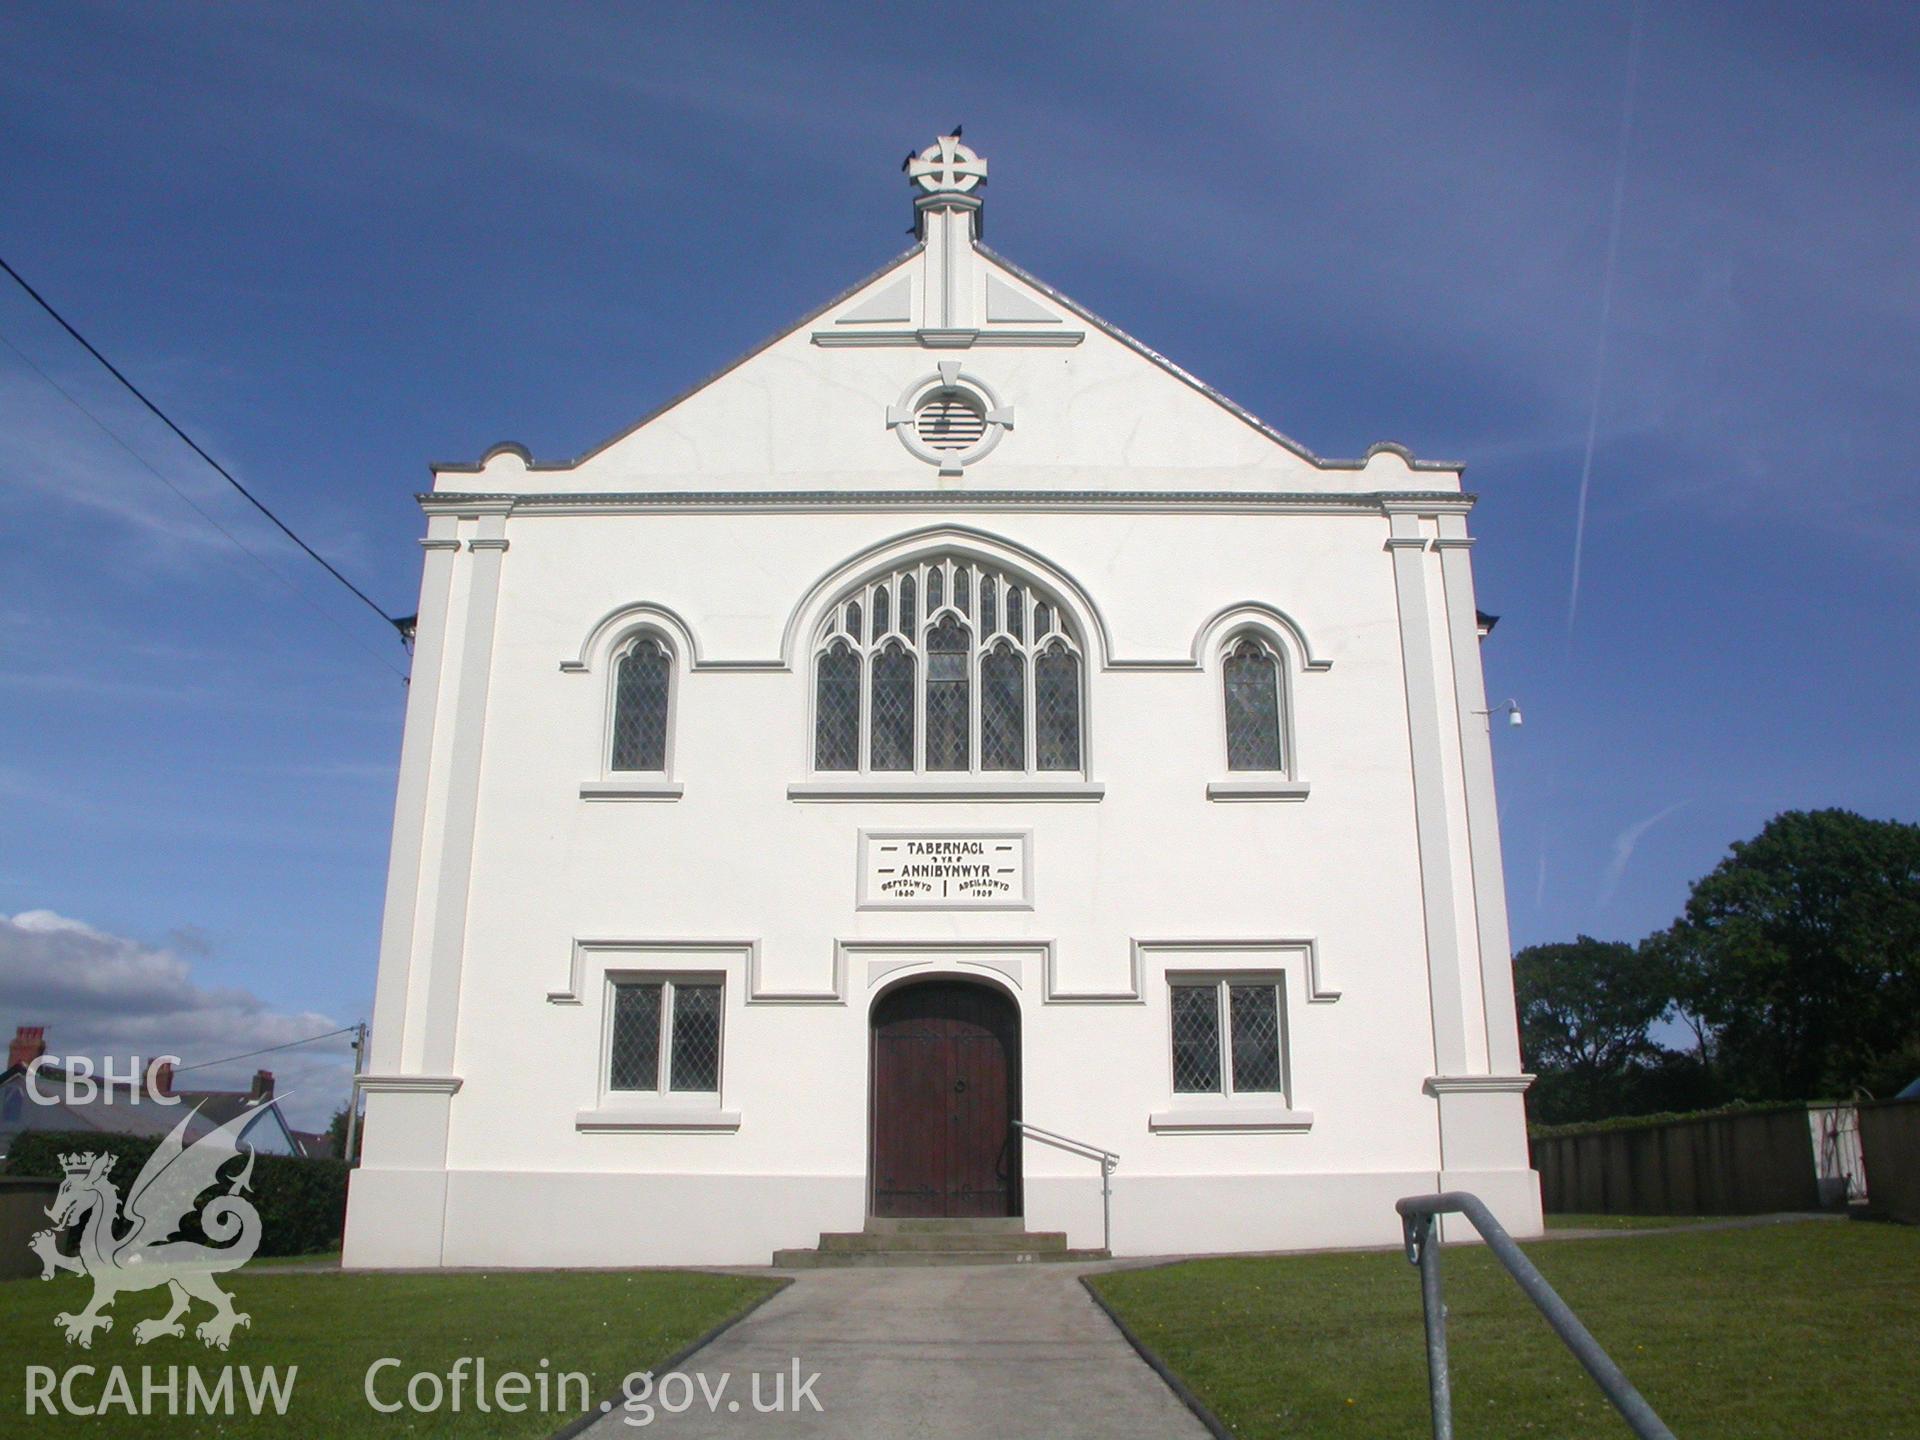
[579,1263,1207,1438]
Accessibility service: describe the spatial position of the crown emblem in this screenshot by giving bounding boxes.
[58,1152,110,1176]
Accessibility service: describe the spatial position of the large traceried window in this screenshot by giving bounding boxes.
[812,556,1084,776]
[610,635,672,772]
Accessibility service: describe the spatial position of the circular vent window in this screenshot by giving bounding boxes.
[914,393,987,452]
[887,366,1012,474]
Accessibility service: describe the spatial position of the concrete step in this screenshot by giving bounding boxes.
[818,1229,1069,1253]
[771,1246,1110,1269]
[863,1217,1029,1236]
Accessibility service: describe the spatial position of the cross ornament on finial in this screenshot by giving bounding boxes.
[908,134,987,196]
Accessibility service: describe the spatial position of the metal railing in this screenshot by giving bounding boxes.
[1396,1192,1675,1440]
[1012,1121,1118,1254]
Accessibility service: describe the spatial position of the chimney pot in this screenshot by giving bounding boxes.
[250,1069,274,1100]
[8,1025,47,1070]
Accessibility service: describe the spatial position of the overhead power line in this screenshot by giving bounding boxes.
[0,254,411,644]
[0,328,409,680]
[171,1025,360,1076]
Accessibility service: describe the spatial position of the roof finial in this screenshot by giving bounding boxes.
[906,131,987,242]
[908,132,986,198]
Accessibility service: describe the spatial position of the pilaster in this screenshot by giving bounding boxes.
[1385,507,1470,1077]
[1434,512,1524,1073]
[367,514,461,1074]
[419,505,511,1074]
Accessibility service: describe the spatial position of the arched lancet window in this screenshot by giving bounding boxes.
[814,641,860,770]
[611,636,672,771]
[1223,636,1285,772]
[811,555,1085,776]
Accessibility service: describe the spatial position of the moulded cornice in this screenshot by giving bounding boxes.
[419,490,1476,518]
[1380,495,1475,516]
[1423,1074,1536,1095]
[355,1074,463,1094]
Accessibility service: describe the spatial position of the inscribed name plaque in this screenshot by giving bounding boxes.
[857,830,1033,910]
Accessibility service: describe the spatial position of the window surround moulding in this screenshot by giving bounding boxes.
[1135,938,1339,1005]
[574,1107,741,1133]
[1147,1106,1314,1134]
[548,939,845,1007]
[849,941,1043,999]
[1206,780,1311,802]
[586,969,731,1131]
[788,779,1103,803]
[580,780,684,801]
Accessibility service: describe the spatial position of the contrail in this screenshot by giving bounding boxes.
[1567,0,1646,640]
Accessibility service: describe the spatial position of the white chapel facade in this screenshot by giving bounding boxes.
[343,135,1541,1267]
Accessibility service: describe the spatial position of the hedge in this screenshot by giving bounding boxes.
[1527,1097,1831,1142]
[5,1130,348,1257]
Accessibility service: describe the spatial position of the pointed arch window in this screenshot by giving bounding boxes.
[810,556,1085,777]
[611,636,672,772]
[1223,636,1285,772]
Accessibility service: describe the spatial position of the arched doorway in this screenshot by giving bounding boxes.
[869,979,1021,1218]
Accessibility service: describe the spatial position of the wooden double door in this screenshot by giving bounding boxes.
[870,980,1021,1218]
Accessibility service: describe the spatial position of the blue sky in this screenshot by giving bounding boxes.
[2,2,1915,1123]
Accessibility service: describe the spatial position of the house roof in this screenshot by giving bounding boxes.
[0,1064,296,1150]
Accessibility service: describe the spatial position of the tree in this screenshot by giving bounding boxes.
[324,1104,361,1163]
[1654,809,1920,1101]
[1514,935,1672,1123]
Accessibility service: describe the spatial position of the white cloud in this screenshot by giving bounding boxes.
[1596,800,1691,913]
[1,910,351,1132]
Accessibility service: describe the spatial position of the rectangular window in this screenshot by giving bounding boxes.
[608,979,723,1094]
[1168,979,1285,1098]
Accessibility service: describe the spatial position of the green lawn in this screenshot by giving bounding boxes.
[1090,1220,1920,1439]
[1,1267,779,1437]
[1543,1213,1707,1230]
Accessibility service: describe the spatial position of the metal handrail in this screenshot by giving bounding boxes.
[1396,1192,1675,1440]
[1012,1121,1118,1254]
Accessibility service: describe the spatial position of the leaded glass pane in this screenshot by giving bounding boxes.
[981,575,998,635]
[870,645,915,771]
[899,573,916,632]
[1171,986,1222,1093]
[612,639,670,771]
[980,646,1025,771]
[953,566,970,615]
[814,643,860,770]
[872,584,890,636]
[1034,601,1051,636]
[609,983,662,1091]
[669,983,722,1091]
[1035,645,1081,771]
[846,600,863,643]
[1229,984,1284,1093]
[1006,585,1024,640]
[927,566,944,609]
[924,616,970,771]
[1225,642,1283,771]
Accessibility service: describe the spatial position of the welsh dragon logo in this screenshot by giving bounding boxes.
[29,1102,269,1349]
